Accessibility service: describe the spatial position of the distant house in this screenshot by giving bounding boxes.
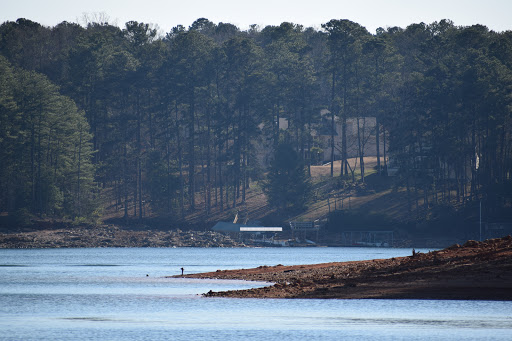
[253,109,386,168]
[314,109,385,164]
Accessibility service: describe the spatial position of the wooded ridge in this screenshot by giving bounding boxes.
[0,18,511,232]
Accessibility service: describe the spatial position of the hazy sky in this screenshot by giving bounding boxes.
[2,0,511,35]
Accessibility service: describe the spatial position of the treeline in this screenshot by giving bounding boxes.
[0,55,95,221]
[0,17,511,223]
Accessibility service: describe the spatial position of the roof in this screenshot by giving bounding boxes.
[212,221,281,233]
[240,227,282,232]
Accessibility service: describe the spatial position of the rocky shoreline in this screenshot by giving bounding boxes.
[178,236,512,300]
[0,225,244,248]
[0,220,472,249]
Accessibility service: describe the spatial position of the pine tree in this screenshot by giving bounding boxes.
[264,143,311,212]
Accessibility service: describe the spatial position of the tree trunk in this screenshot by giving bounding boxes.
[77,124,83,217]
[166,115,171,212]
[123,143,128,219]
[357,117,365,183]
[330,109,335,177]
[306,119,312,176]
[275,103,280,149]
[330,61,337,178]
[342,114,348,176]
[188,88,196,210]
[218,143,224,211]
[175,102,185,218]
[406,169,412,212]
[136,94,143,221]
[383,128,387,174]
[206,108,212,214]
[341,66,348,177]
[242,150,246,204]
[471,122,477,199]
[376,117,381,175]
[133,186,137,218]
[225,139,229,209]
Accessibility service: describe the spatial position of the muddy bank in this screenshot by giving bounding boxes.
[0,225,245,248]
[179,236,512,300]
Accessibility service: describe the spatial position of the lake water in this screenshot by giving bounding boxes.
[1,247,511,340]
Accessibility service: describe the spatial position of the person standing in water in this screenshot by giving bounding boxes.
[181,267,184,276]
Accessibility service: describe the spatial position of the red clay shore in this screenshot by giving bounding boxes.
[177,236,512,300]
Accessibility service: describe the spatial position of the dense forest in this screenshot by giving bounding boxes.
[0,17,511,227]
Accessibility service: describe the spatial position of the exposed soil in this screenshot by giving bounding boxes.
[178,236,512,300]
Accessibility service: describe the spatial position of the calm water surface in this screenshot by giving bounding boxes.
[1,247,511,340]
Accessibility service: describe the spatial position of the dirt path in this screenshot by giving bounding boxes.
[178,236,512,300]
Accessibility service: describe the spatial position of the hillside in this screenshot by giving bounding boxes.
[85,157,501,243]
[1,155,507,249]
[99,157,387,227]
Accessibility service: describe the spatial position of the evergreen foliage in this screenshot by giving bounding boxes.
[0,17,511,226]
[264,143,311,212]
[0,55,96,221]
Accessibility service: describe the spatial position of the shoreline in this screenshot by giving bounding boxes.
[1,223,471,249]
[177,236,512,300]
[0,225,245,248]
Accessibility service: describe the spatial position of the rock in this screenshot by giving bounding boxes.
[0,226,246,248]
[463,240,479,248]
